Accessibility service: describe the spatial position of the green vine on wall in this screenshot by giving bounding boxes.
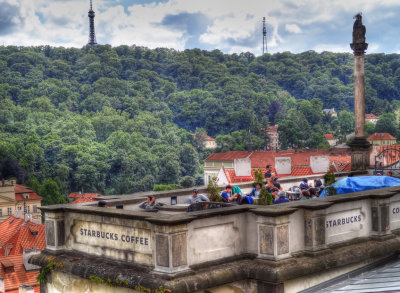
[37,261,64,283]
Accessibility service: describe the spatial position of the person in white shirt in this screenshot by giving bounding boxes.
[187,189,210,204]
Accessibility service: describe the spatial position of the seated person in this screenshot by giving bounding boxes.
[299,178,309,190]
[264,165,274,179]
[270,187,279,201]
[98,200,108,208]
[187,189,210,204]
[272,177,282,190]
[301,190,310,200]
[266,179,275,193]
[274,191,290,204]
[221,185,240,203]
[309,187,319,199]
[139,196,164,209]
[248,183,262,199]
[139,196,153,210]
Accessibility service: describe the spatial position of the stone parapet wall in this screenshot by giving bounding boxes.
[34,183,400,293]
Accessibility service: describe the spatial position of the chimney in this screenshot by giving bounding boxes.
[275,157,291,175]
[19,285,34,293]
[23,249,41,271]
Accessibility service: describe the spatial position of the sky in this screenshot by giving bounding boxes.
[1,0,400,55]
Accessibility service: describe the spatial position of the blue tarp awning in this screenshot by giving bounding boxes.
[320,176,400,197]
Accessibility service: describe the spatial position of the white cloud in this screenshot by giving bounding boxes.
[285,24,302,34]
[0,0,399,54]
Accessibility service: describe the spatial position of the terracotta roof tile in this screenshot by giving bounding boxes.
[224,169,254,184]
[367,133,396,141]
[0,217,45,257]
[324,134,335,140]
[0,255,40,292]
[205,135,215,141]
[68,193,103,199]
[71,198,97,204]
[14,185,42,201]
[365,114,379,119]
[205,151,251,162]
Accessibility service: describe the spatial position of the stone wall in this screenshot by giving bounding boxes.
[33,183,400,293]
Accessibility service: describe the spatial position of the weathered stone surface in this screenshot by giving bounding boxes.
[304,217,312,247]
[315,216,326,246]
[277,225,289,255]
[156,234,169,267]
[172,233,187,267]
[31,235,400,293]
[257,281,284,293]
[57,221,65,246]
[381,205,389,232]
[259,225,273,255]
[372,207,379,231]
[45,221,55,246]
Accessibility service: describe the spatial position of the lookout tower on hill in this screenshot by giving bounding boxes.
[87,0,97,47]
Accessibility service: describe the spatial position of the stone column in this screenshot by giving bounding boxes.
[349,14,370,171]
[45,211,65,250]
[154,224,189,273]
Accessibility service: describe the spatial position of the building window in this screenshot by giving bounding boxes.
[25,206,30,214]
[7,208,12,216]
[33,205,37,213]
[0,209,2,217]
[18,206,21,210]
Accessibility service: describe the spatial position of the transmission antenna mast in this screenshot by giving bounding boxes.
[88,0,97,47]
[262,17,267,54]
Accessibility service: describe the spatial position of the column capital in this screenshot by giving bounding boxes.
[350,42,368,56]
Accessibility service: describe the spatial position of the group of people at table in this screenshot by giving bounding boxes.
[187,165,324,206]
[138,165,323,210]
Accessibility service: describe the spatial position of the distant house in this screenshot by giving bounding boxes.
[0,182,42,223]
[324,134,338,147]
[264,125,280,150]
[323,108,337,117]
[204,149,351,185]
[365,114,379,125]
[69,192,103,204]
[204,135,217,149]
[367,133,396,146]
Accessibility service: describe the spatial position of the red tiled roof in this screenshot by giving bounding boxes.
[0,255,40,292]
[205,135,215,142]
[205,151,251,162]
[365,114,379,119]
[266,125,278,132]
[223,169,254,184]
[324,134,335,140]
[71,198,97,204]
[14,185,42,201]
[291,166,315,177]
[249,149,351,169]
[0,217,45,257]
[69,193,103,199]
[0,216,44,292]
[367,133,396,141]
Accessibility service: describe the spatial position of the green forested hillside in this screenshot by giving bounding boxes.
[1,45,400,198]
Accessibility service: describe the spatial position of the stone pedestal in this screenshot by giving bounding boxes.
[349,138,370,171]
[45,212,65,250]
[154,224,189,273]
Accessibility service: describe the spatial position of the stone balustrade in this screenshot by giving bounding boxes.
[32,183,400,293]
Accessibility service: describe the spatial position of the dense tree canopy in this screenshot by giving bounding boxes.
[1,45,400,201]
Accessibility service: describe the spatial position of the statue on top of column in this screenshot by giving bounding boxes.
[352,13,366,44]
